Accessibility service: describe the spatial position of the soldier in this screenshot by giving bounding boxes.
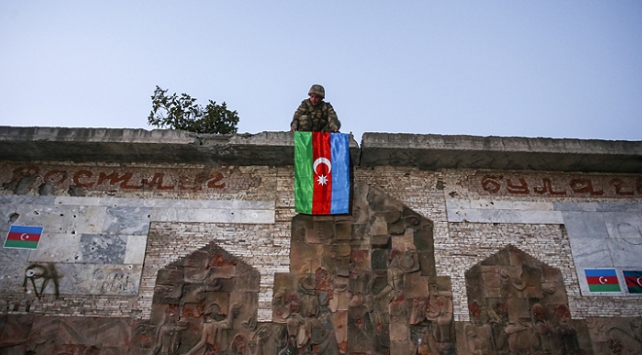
[290,84,341,132]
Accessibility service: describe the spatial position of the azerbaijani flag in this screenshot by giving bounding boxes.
[585,269,621,292]
[4,225,43,250]
[623,270,642,294]
[294,132,350,215]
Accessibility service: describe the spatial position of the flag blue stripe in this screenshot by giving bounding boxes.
[585,269,617,277]
[9,225,43,234]
[623,270,642,277]
[330,133,350,214]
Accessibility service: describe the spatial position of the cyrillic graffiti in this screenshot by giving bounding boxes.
[479,174,642,197]
[3,165,230,192]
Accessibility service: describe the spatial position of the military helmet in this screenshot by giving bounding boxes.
[308,84,325,98]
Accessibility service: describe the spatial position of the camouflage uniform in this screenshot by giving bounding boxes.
[290,85,341,132]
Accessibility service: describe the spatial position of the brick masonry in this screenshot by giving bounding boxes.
[359,167,642,321]
[1,163,642,322]
[1,137,642,353]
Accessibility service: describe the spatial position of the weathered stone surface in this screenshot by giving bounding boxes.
[585,317,642,354]
[462,245,592,355]
[335,221,353,241]
[360,132,642,173]
[306,219,336,244]
[264,183,452,354]
[371,249,389,271]
[370,234,390,248]
[290,239,322,274]
[403,272,429,299]
[0,128,361,166]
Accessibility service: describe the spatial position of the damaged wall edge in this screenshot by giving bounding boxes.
[0,126,641,172]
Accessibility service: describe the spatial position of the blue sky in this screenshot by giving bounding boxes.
[1,1,641,143]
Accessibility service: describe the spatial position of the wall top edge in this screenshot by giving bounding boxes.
[0,126,640,173]
[361,132,642,154]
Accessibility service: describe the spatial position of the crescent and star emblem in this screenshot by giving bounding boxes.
[313,157,332,186]
[313,158,332,174]
[599,276,607,284]
[637,277,642,287]
[20,233,29,241]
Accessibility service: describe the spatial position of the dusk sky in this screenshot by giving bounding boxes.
[1,1,641,143]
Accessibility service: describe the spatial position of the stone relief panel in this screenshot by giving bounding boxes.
[586,317,642,354]
[144,243,263,355]
[2,182,642,353]
[270,183,452,354]
[459,245,594,355]
[0,241,269,354]
[0,315,133,355]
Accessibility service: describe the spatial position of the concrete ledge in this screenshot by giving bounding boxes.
[360,133,642,173]
[0,126,197,143]
[1,127,641,173]
[0,127,360,166]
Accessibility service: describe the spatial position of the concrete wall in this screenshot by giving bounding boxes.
[1,127,641,354]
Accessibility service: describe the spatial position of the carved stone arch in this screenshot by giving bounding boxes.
[146,242,262,354]
[461,244,593,354]
[277,183,455,354]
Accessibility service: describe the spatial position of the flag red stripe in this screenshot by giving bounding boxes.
[586,276,619,285]
[312,132,332,214]
[7,232,41,242]
[625,276,642,287]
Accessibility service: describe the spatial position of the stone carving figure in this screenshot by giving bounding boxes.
[464,324,493,355]
[184,302,242,355]
[487,301,509,353]
[504,318,533,354]
[415,284,454,354]
[299,274,319,318]
[272,286,298,323]
[530,303,553,353]
[152,305,188,355]
[554,305,581,354]
[424,283,453,343]
[499,267,526,296]
[607,319,642,354]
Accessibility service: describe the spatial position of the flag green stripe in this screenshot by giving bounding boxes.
[294,132,313,214]
[588,284,621,292]
[4,240,38,249]
[627,286,642,294]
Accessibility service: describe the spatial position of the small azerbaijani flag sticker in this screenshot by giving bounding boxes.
[585,269,621,293]
[4,225,43,250]
[623,270,642,294]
